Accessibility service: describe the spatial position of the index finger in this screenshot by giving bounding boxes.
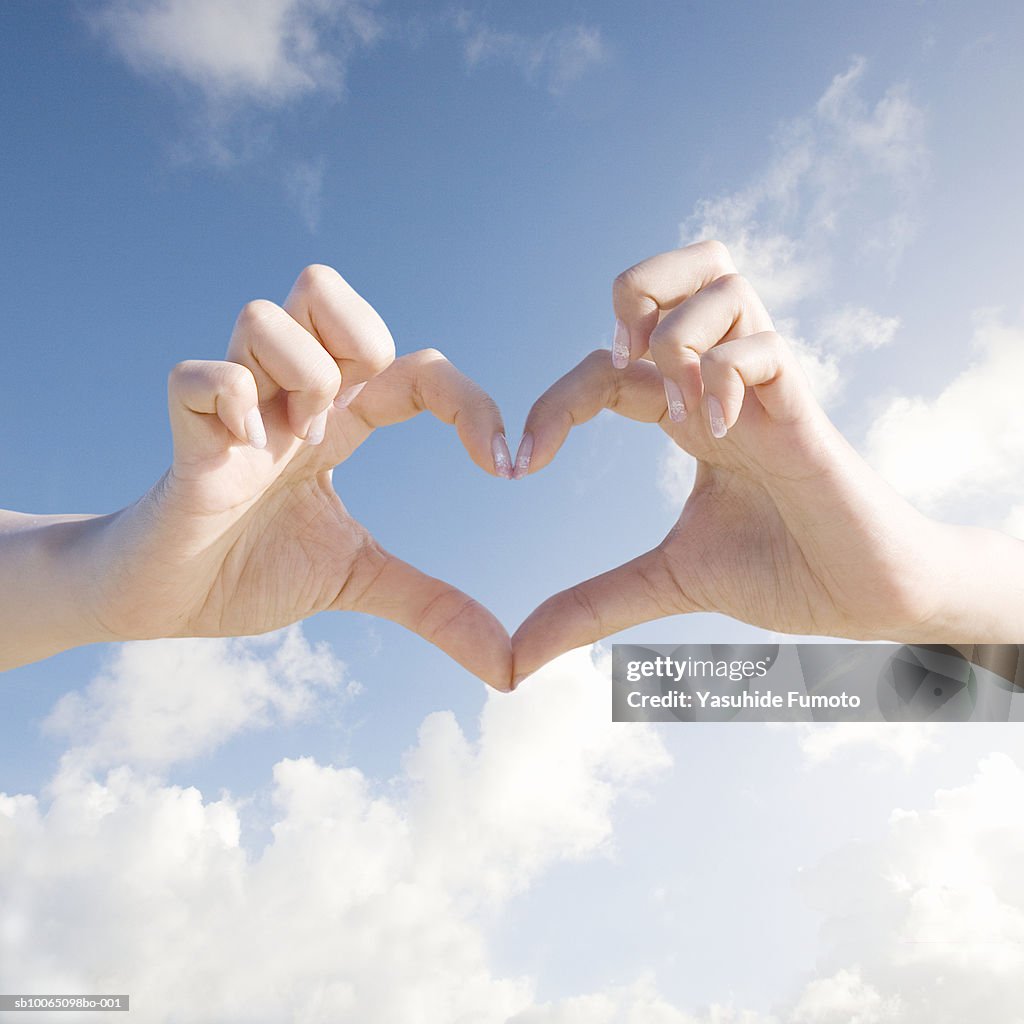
[612,240,737,365]
[515,351,667,476]
[283,264,396,390]
[345,348,514,478]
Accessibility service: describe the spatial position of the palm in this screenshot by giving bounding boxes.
[662,384,932,639]
[660,462,856,636]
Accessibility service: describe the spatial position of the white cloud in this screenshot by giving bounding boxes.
[864,312,1024,522]
[454,12,605,94]
[791,722,938,767]
[92,0,381,104]
[43,626,347,772]
[657,58,921,504]
[10,628,1024,1022]
[511,976,770,1024]
[681,57,919,389]
[284,156,327,231]
[789,968,900,1024]
[791,751,1024,1022]
[684,56,926,307]
[815,306,901,355]
[513,751,1024,1023]
[1,643,670,1023]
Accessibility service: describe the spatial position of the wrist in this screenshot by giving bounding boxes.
[901,521,1024,643]
[0,512,121,671]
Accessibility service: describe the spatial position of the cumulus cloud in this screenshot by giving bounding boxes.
[657,59,917,504]
[512,751,1024,1023]
[815,306,901,355]
[43,626,349,771]
[864,312,1024,528]
[8,627,1024,1022]
[1,642,670,1023]
[789,968,900,1024]
[92,0,381,104]
[89,0,381,176]
[454,11,605,94]
[511,976,768,1024]
[792,751,1024,1022]
[684,56,926,308]
[790,722,938,768]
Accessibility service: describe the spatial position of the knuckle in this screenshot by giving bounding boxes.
[647,322,668,351]
[418,345,446,365]
[415,589,477,645]
[294,262,342,296]
[698,238,732,267]
[700,344,727,369]
[527,393,552,419]
[306,360,343,399]
[713,272,752,300]
[648,324,689,362]
[219,363,255,401]
[168,359,199,388]
[235,298,281,333]
[364,341,395,375]
[612,264,643,300]
[404,347,446,370]
[757,329,789,363]
[583,348,611,371]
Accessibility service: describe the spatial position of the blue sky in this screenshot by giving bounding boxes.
[3,2,1024,1021]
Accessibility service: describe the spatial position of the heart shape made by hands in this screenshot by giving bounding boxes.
[86,256,949,694]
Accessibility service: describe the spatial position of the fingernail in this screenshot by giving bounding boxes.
[664,379,687,423]
[612,319,630,369]
[305,408,329,446]
[334,381,367,409]
[512,432,533,480]
[492,434,513,478]
[707,395,728,438]
[244,407,267,450]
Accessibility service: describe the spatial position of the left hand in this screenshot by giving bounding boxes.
[83,265,514,690]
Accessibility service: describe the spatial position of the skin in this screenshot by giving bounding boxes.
[510,241,1024,682]
[3,246,1022,689]
[0,265,515,689]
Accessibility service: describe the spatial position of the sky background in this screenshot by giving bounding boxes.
[2,1,1024,1020]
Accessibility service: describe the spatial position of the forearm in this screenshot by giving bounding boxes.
[0,511,116,671]
[922,522,1024,642]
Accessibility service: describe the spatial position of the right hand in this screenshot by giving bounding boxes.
[512,241,946,681]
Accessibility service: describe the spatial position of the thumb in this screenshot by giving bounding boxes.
[340,546,513,692]
[511,547,694,686]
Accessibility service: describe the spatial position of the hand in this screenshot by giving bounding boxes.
[511,241,951,680]
[81,266,513,690]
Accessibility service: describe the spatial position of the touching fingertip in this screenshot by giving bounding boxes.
[512,432,534,480]
[244,407,267,449]
[492,433,513,479]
